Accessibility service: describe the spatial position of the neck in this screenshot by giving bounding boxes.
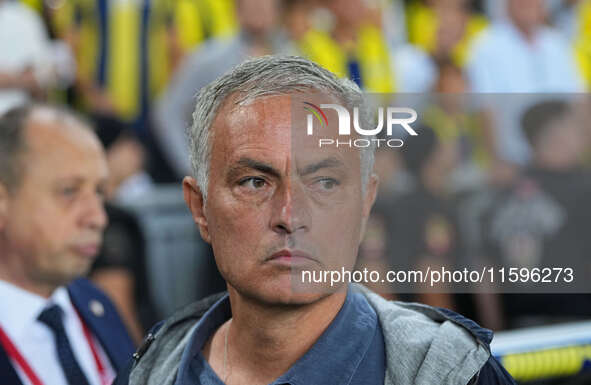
[0,251,55,298]
[513,22,537,43]
[224,286,347,383]
[332,22,358,48]
[244,31,272,56]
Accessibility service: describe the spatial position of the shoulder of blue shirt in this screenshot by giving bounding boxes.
[114,293,515,385]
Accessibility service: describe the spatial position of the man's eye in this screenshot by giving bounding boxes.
[61,187,79,197]
[316,178,339,191]
[239,177,267,190]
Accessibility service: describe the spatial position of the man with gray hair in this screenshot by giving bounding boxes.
[116,56,514,385]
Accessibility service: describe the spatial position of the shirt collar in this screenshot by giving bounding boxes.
[52,286,78,325]
[176,293,231,385]
[0,280,72,340]
[274,286,378,385]
[502,20,543,47]
[179,285,379,385]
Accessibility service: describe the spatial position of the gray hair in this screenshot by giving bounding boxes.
[187,55,375,199]
[0,106,29,191]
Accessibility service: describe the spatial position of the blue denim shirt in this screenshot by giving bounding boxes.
[174,286,385,385]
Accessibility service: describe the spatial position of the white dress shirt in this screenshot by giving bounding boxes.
[0,280,115,385]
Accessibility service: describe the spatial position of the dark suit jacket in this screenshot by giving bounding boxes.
[0,278,135,384]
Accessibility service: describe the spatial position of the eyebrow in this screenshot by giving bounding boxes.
[300,157,345,176]
[53,176,84,185]
[228,156,345,181]
[230,158,283,180]
[53,175,109,186]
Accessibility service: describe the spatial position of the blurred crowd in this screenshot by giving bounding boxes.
[1,0,590,345]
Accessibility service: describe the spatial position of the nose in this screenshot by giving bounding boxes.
[270,178,310,235]
[81,192,108,231]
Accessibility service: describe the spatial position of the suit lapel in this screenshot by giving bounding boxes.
[67,282,134,372]
[0,343,24,385]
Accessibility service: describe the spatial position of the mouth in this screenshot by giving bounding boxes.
[71,244,100,258]
[265,249,318,268]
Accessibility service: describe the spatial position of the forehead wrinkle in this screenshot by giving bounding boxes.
[215,98,291,143]
[20,117,108,186]
[213,95,293,176]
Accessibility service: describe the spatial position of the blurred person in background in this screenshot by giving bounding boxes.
[294,0,396,92]
[18,0,239,107]
[50,0,185,184]
[406,0,488,68]
[466,0,584,167]
[466,0,584,92]
[0,104,134,385]
[481,100,591,329]
[380,126,465,311]
[61,0,173,131]
[423,59,496,191]
[154,0,285,179]
[0,0,63,114]
[293,0,435,93]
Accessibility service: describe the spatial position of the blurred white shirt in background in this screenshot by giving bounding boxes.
[0,1,50,114]
[0,1,76,116]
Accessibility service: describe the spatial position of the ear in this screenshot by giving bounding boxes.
[182,177,211,243]
[0,183,8,232]
[359,173,379,243]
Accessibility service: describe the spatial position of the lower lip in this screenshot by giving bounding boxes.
[73,246,99,258]
[268,255,314,267]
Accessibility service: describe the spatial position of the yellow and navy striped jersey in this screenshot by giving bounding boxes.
[296,24,396,93]
[172,0,237,53]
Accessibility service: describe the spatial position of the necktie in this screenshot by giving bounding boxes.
[38,304,91,385]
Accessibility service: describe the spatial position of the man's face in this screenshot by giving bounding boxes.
[0,111,109,289]
[184,94,377,305]
[507,0,546,32]
[326,0,371,27]
[535,114,585,169]
[237,0,279,37]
